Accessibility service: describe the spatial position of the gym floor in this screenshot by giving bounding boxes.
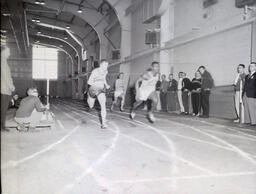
[2,99,256,194]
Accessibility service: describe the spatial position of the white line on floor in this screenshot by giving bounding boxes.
[161,118,256,166]
[58,118,120,194]
[2,125,80,169]
[63,112,80,124]
[112,171,256,184]
[114,113,216,176]
[57,119,65,130]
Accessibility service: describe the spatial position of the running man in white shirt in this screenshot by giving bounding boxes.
[110,72,125,112]
[87,59,110,129]
[130,61,160,123]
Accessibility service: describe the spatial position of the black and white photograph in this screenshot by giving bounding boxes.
[1,0,256,193]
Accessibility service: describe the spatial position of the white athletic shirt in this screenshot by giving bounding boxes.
[115,79,125,93]
[88,68,107,89]
[136,70,158,100]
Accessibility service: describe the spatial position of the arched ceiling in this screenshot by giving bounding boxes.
[1,0,123,60]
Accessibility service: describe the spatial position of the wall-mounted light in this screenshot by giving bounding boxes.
[2,13,11,17]
[35,0,45,5]
[66,25,70,29]
[77,7,83,13]
[64,36,68,40]
[1,29,7,33]
[32,18,40,23]
[37,31,41,34]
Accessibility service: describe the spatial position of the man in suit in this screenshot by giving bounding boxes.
[182,72,191,115]
[198,66,214,118]
[243,62,256,126]
[167,74,178,112]
[160,74,169,112]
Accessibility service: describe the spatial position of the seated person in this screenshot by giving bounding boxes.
[9,93,20,109]
[14,87,49,131]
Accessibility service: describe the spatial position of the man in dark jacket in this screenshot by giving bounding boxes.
[167,74,178,112]
[160,74,169,112]
[243,62,256,126]
[198,66,214,118]
[182,72,191,115]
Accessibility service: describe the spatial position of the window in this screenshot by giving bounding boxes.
[32,45,58,80]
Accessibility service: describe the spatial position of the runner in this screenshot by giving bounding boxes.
[110,72,125,112]
[87,59,110,129]
[130,61,160,123]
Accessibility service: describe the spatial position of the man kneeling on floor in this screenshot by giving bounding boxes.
[14,87,49,131]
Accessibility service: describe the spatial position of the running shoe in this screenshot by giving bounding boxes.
[130,112,136,120]
[147,113,156,123]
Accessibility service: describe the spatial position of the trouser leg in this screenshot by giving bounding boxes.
[234,91,240,118]
[1,94,11,129]
[29,110,44,127]
[177,90,184,112]
[243,96,251,124]
[201,90,210,116]
[182,91,189,113]
[156,91,161,111]
[97,93,107,124]
[247,97,256,125]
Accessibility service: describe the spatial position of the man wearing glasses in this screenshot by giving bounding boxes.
[14,87,49,131]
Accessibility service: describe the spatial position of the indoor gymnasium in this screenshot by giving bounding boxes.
[1,0,256,193]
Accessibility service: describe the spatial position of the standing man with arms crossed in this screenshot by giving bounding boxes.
[198,66,214,118]
[87,59,110,129]
[130,61,160,123]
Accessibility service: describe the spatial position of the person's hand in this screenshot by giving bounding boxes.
[11,85,15,92]
[105,84,110,90]
[45,104,50,110]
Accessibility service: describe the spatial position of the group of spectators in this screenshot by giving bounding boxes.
[155,62,256,126]
[156,66,214,118]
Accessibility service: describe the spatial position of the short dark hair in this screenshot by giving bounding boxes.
[238,64,245,68]
[151,61,159,66]
[117,72,124,78]
[178,71,183,74]
[198,66,206,69]
[100,59,108,64]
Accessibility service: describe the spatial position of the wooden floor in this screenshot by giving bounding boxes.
[2,99,256,194]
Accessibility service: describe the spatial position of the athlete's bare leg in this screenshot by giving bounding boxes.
[97,93,107,128]
[130,100,145,119]
[87,95,96,109]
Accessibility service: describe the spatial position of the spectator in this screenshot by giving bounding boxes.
[177,72,185,114]
[9,93,20,109]
[1,46,15,132]
[191,71,202,116]
[182,72,191,115]
[14,87,49,131]
[167,74,178,112]
[233,64,246,123]
[110,72,125,112]
[160,74,169,112]
[155,75,162,111]
[198,66,214,118]
[243,62,256,126]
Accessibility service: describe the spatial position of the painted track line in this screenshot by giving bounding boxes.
[2,125,80,170]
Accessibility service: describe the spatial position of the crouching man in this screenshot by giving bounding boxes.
[14,87,49,131]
